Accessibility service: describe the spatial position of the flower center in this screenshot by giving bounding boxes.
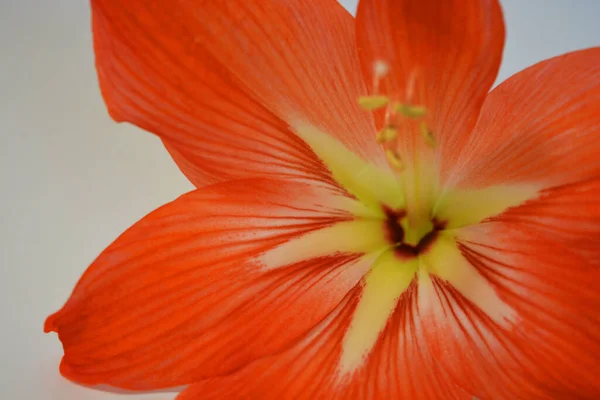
[385,208,446,258]
[289,92,537,377]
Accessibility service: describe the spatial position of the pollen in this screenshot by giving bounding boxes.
[395,103,427,118]
[358,95,390,110]
[376,126,398,143]
[357,62,437,163]
[385,149,403,170]
[420,121,437,148]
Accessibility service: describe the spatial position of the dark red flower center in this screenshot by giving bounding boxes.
[385,208,446,258]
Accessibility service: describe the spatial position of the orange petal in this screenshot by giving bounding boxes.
[427,179,600,398]
[445,48,600,189]
[177,181,600,399]
[355,0,504,164]
[176,277,467,400]
[91,0,386,187]
[175,289,360,400]
[44,178,375,390]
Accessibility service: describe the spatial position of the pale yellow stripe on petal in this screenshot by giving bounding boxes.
[339,251,418,375]
[434,184,539,229]
[258,220,390,271]
[293,123,404,212]
[421,233,516,326]
[325,194,383,219]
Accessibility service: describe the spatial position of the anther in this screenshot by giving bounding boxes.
[385,149,404,170]
[376,126,398,143]
[420,121,437,148]
[394,104,427,118]
[358,95,390,110]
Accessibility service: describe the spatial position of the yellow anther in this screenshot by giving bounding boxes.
[420,121,437,148]
[385,149,404,170]
[395,103,427,118]
[358,95,390,110]
[376,126,398,143]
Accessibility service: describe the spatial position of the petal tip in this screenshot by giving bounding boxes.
[58,358,76,380]
[58,357,102,387]
[44,312,59,333]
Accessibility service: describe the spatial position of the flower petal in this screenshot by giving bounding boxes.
[44,178,382,390]
[339,251,417,375]
[421,234,516,326]
[445,48,600,189]
[422,179,600,398]
[296,124,404,212]
[355,0,504,164]
[177,180,600,399]
[91,0,386,187]
[433,184,539,229]
[176,272,468,400]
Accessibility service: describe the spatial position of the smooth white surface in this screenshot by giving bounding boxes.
[0,1,598,399]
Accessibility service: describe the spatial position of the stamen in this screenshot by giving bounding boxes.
[420,121,437,148]
[376,126,398,143]
[358,95,390,110]
[385,149,404,170]
[394,103,427,118]
[405,68,419,103]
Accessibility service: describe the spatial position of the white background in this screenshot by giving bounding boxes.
[1,0,599,399]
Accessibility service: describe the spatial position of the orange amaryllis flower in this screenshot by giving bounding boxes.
[45,0,600,398]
